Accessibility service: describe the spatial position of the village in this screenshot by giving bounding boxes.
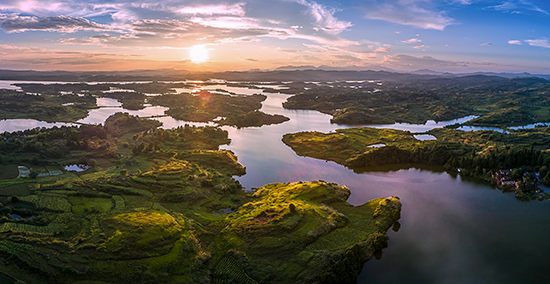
[491,169,549,200]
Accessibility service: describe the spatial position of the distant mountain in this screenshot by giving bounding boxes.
[274,65,318,71]
[0,69,186,82]
[0,68,547,83]
[0,68,438,82]
[274,65,396,72]
[202,69,439,82]
[455,71,550,80]
[411,69,445,75]
[316,65,396,72]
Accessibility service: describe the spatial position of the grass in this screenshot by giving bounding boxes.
[213,255,258,284]
[0,183,32,196]
[69,196,114,213]
[19,194,72,212]
[122,195,153,210]
[0,221,67,234]
[96,184,153,198]
[0,164,401,284]
[0,164,18,179]
[533,107,550,121]
[208,181,401,284]
[0,114,403,283]
[282,128,418,165]
[306,198,388,251]
[102,210,185,252]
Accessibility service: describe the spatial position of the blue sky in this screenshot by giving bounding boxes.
[0,0,548,73]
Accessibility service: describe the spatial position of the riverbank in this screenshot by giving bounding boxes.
[282,126,550,200]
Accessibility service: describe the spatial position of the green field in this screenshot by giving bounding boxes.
[0,113,401,283]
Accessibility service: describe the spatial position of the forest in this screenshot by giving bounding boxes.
[0,89,96,122]
[283,76,550,127]
[283,126,550,200]
[4,83,291,128]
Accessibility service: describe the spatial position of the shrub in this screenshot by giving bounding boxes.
[289,203,296,213]
[29,170,39,179]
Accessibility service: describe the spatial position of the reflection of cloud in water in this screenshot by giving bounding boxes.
[96,97,122,107]
[156,116,217,129]
[0,119,76,132]
[77,106,168,125]
[356,115,478,132]
[414,134,436,140]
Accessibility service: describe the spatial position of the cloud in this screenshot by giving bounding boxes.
[362,0,454,30]
[0,0,359,49]
[526,39,550,48]
[333,54,361,62]
[294,40,392,67]
[0,43,255,72]
[0,1,74,16]
[381,54,469,70]
[489,1,517,12]
[58,17,291,48]
[0,14,111,33]
[488,1,548,15]
[295,0,352,34]
[178,3,246,16]
[2,0,498,72]
[0,44,145,69]
[373,47,391,53]
[508,40,522,45]
[402,38,422,44]
[480,42,491,46]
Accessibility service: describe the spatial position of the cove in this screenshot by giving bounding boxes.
[218,92,550,284]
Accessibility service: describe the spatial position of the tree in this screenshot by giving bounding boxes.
[511,168,522,180]
[540,165,548,177]
[475,166,482,175]
[29,170,39,179]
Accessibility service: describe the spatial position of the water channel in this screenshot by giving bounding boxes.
[1,81,549,283]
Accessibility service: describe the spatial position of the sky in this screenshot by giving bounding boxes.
[0,0,549,73]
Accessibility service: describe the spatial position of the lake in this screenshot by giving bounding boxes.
[1,81,549,283]
[214,90,550,284]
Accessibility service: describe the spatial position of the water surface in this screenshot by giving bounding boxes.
[217,92,550,284]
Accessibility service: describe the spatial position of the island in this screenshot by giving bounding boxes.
[283,76,550,127]
[149,91,290,128]
[283,126,550,200]
[7,83,291,128]
[0,89,97,123]
[0,113,400,283]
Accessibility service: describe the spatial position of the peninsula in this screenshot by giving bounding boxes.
[0,113,400,283]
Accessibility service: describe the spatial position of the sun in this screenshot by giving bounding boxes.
[189,45,209,63]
